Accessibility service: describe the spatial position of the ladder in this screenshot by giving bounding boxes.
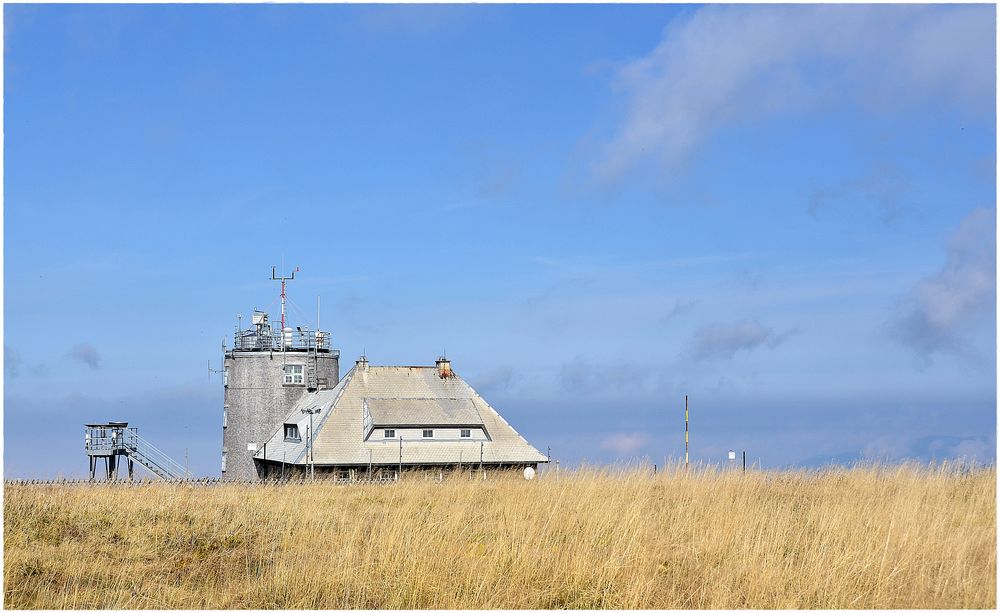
[306,355,318,390]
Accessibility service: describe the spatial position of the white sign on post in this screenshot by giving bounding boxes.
[247,443,258,452]
[728,450,736,461]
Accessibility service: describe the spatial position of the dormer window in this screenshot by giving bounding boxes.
[284,424,300,441]
[384,429,395,438]
[423,429,433,438]
[461,429,471,438]
[283,364,304,385]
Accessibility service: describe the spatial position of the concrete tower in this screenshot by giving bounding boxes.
[221,272,340,480]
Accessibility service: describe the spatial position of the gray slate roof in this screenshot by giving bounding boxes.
[258,363,547,467]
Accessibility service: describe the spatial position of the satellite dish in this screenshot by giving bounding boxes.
[523,466,535,480]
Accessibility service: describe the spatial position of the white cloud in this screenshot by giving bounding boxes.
[600,432,650,455]
[953,438,992,464]
[5,346,23,378]
[69,343,101,370]
[689,319,794,361]
[890,207,995,359]
[470,365,515,395]
[597,5,994,183]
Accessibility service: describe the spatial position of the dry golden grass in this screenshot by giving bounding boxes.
[3,464,995,609]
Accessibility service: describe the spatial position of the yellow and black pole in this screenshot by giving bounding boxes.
[684,395,689,471]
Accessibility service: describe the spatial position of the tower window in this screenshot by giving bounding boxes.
[223,366,230,387]
[284,424,300,441]
[423,429,433,438]
[283,364,304,385]
[384,429,395,438]
[461,429,471,438]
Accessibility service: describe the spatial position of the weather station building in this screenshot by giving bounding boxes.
[222,268,546,481]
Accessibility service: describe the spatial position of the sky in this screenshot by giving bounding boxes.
[3,3,996,478]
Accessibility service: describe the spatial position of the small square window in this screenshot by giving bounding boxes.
[423,429,433,438]
[283,364,304,385]
[461,429,471,438]
[384,429,395,438]
[284,424,300,441]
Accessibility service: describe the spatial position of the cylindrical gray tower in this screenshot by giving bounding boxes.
[222,311,339,480]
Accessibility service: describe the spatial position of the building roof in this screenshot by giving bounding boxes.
[257,363,547,467]
[365,398,483,428]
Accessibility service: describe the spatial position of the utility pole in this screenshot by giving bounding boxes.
[685,395,689,472]
[301,406,320,481]
[398,435,403,480]
[743,450,746,473]
[480,441,484,480]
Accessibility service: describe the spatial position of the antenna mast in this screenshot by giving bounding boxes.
[271,265,299,331]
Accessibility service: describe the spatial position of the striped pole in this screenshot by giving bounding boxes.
[685,395,689,471]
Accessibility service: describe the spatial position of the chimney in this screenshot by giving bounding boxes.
[356,355,369,372]
[436,356,452,379]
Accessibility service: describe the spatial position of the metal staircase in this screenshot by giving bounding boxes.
[124,433,192,480]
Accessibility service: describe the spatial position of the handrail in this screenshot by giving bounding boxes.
[232,328,334,352]
[131,434,192,479]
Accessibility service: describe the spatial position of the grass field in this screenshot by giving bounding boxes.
[3,464,995,609]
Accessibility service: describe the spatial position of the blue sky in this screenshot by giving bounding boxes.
[3,4,996,478]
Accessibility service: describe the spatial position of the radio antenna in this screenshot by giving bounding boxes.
[271,264,299,331]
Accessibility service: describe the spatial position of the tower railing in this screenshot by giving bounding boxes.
[232,328,335,352]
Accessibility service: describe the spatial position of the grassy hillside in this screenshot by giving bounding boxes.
[3,464,995,609]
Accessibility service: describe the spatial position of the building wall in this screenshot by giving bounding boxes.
[222,350,339,481]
